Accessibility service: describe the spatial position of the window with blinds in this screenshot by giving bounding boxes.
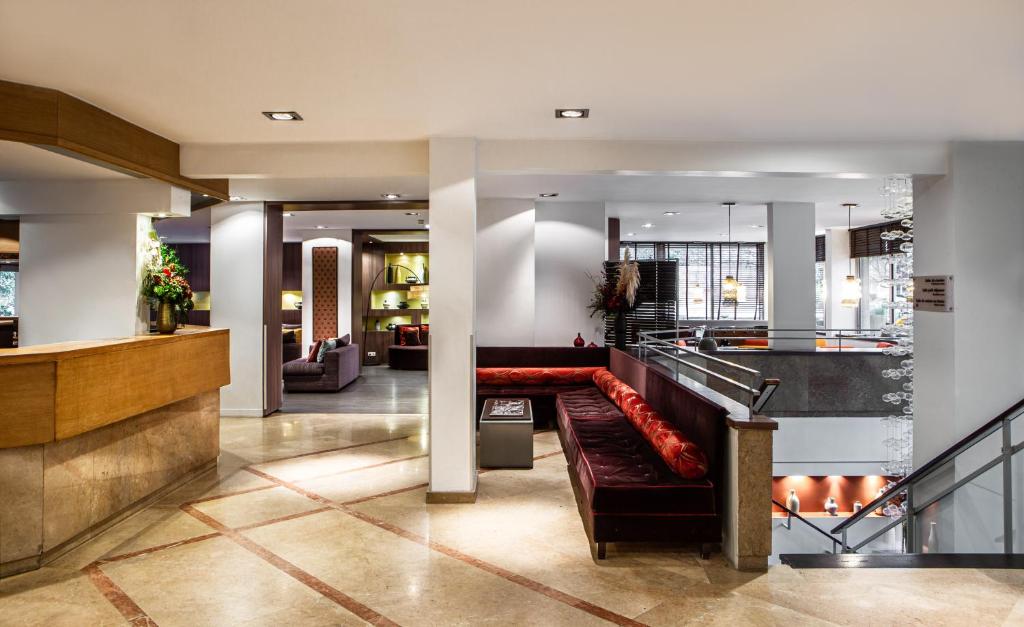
[815,235,826,263]
[850,220,908,258]
[621,241,765,320]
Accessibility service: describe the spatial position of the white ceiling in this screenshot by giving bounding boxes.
[153,208,429,243]
[1,2,1020,144]
[0,141,133,180]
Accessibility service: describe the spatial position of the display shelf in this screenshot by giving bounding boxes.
[367,308,428,317]
[373,283,429,291]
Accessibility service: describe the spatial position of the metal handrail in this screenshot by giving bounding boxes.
[638,331,765,406]
[831,396,1024,554]
[772,499,841,554]
[645,326,900,352]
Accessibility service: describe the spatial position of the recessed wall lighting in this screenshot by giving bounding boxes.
[262,111,303,121]
[315,225,327,230]
[381,193,402,200]
[405,212,420,216]
[424,224,431,230]
[555,108,589,119]
[229,195,246,201]
[156,213,169,218]
[539,193,559,198]
[663,211,679,216]
[641,223,654,229]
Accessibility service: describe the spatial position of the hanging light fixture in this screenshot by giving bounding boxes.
[721,202,741,303]
[840,203,862,308]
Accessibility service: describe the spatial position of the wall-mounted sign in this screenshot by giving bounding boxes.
[913,275,954,312]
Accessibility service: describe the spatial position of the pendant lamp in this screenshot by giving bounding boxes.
[721,203,741,303]
[840,203,862,308]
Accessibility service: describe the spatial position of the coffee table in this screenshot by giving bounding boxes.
[479,398,534,469]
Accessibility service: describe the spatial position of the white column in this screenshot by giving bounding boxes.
[19,213,152,345]
[534,201,606,346]
[428,138,478,500]
[766,202,817,350]
[914,142,1024,552]
[301,233,353,348]
[210,202,266,417]
[824,227,857,332]
[476,199,535,346]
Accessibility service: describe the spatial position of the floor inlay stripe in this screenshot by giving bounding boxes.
[83,563,159,626]
[252,433,423,466]
[95,533,223,565]
[180,504,399,627]
[243,461,646,627]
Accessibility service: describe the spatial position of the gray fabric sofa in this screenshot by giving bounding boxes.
[283,341,361,392]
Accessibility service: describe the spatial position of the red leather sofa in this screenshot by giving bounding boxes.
[475,347,725,559]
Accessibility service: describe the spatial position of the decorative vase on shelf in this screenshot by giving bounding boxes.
[156,302,176,335]
[853,500,863,513]
[587,341,599,348]
[385,264,395,284]
[573,333,585,348]
[924,521,937,553]
[422,265,429,284]
[786,489,800,514]
[824,496,839,516]
[613,311,627,349]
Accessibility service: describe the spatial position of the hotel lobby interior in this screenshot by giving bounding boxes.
[2,2,1024,625]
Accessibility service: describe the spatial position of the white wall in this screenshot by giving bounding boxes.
[19,213,151,346]
[476,199,535,346]
[0,179,190,217]
[823,227,857,331]
[914,142,1024,552]
[534,201,606,346]
[300,234,353,348]
[210,202,266,417]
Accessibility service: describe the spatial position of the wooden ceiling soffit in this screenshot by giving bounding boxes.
[0,79,229,199]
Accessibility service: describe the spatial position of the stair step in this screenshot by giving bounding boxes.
[779,553,1024,569]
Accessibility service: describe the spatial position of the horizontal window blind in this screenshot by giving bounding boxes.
[850,220,908,258]
[815,235,826,263]
[601,260,678,345]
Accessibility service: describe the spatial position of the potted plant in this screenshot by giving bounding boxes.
[142,242,194,334]
[588,250,640,349]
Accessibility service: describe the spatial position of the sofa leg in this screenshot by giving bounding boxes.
[596,542,606,560]
[699,543,711,560]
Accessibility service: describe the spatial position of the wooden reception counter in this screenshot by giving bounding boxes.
[0,327,230,576]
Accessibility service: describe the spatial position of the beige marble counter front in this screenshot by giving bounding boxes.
[0,328,229,576]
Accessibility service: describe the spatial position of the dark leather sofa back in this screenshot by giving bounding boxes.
[476,346,610,368]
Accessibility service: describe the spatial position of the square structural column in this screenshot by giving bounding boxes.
[427,137,478,502]
[766,202,816,350]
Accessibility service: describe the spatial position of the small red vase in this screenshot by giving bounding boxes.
[587,342,599,348]
[573,333,585,347]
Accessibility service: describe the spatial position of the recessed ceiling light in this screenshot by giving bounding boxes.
[284,212,295,217]
[424,224,430,230]
[405,212,420,216]
[539,192,559,198]
[626,232,636,237]
[749,224,764,228]
[156,213,168,218]
[555,108,589,119]
[315,225,327,230]
[641,223,654,229]
[229,195,246,201]
[663,211,679,216]
[381,193,402,200]
[262,111,302,121]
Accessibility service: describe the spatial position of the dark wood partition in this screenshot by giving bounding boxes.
[263,203,283,415]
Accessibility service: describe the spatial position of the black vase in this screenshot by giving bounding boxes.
[613,311,628,349]
[385,264,395,284]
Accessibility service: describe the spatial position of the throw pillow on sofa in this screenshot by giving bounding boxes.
[592,368,709,479]
[307,339,324,363]
[399,326,421,346]
[316,338,338,363]
[336,334,351,346]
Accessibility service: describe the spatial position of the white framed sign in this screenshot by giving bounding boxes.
[913,275,953,312]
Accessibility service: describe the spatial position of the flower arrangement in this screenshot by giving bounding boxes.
[588,249,641,318]
[142,241,194,321]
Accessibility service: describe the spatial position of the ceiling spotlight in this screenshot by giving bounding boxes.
[539,193,559,198]
[156,213,169,218]
[315,225,327,230]
[262,111,303,121]
[381,193,402,200]
[663,211,679,216]
[555,108,589,119]
[641,223,654,229]
[284,212,295,217]
[749,224,764,229]
[626,232,636,237]
[405,212,420,216]
[424,224,430,230]
[229,195,246,201]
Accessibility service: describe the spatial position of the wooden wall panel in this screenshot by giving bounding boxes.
[312,246,339,340]
[0,362,56,447]
[263,205,283,416]
[282,242,302,291]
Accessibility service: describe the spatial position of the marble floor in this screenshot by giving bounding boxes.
[2,412,1022,626]
[281,365,428,415]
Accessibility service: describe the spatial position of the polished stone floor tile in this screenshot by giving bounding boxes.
[190,486,327,530]
[0,567,127,626]
[101,535,368,627]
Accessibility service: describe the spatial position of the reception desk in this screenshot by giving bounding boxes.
[0,327,229,576]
